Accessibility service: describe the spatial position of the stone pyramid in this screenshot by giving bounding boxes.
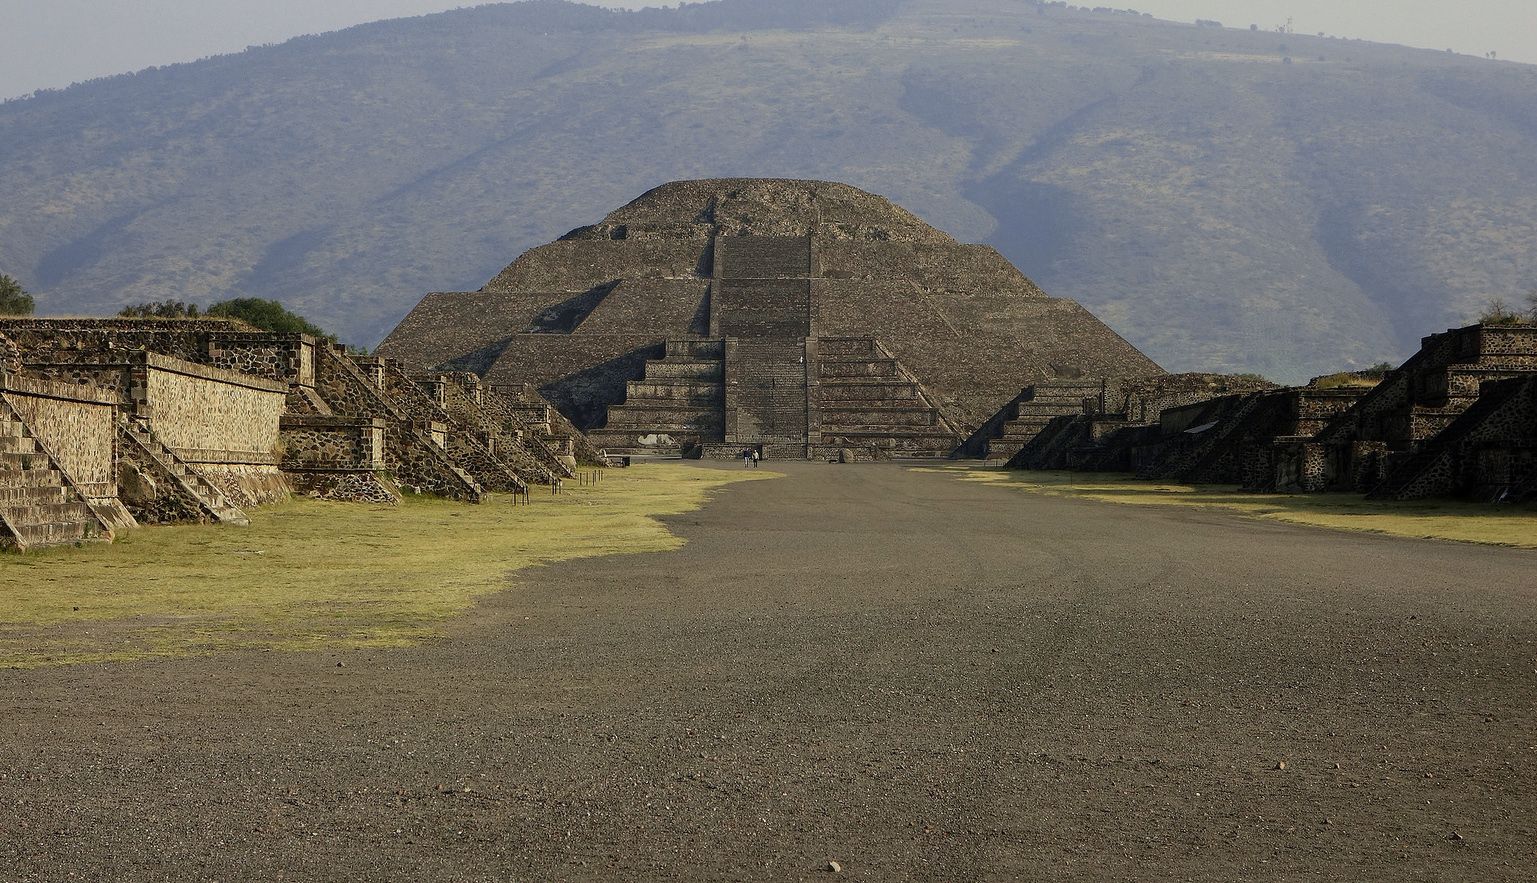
[378,178,1162,458]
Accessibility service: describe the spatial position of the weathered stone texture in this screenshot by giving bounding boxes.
[1315,323,1537,492]
[1369,375,1537,501]
[287,470,402,505]
[142,354,286,463]
[280,416,387,471]
[0,373,123,551]
[207,333,317,387]
[378,179,1165,457]
[1,373,117,501]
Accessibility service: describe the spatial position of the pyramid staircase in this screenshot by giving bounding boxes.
[814,337,958,458]
[119,418,251,525]
[1369,375,1537,501]
[589,339,725,453]
[484,385,601,468]
[969,381,1105,461]
[0,399,115,551]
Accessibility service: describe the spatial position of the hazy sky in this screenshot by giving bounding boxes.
[2,0,1533,100]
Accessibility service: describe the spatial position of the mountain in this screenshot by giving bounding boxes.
[2,0,1535,383]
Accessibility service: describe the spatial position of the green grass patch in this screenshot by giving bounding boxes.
[927,466,1537,549]
[0,463,773,669]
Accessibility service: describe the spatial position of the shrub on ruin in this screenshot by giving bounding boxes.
[1312,365,1390,389]
[205,298,331,338]
[119,300,201,319]
[0,274,35,316]
[1478,297,1525,326]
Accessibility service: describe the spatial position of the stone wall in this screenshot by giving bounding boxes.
[0,371,117,503]
[279,415,400,504]
[207,332,317,387]
[143,354,286,458]
[0,318,244,365]
[280,416,388,471]
[286,471,402,505]
[140,354,289,505]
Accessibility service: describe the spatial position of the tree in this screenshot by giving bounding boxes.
[1525,288,1537,322]
[206,298,331,337]
[0,274,35,316]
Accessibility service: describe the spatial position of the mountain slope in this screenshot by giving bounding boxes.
[2,0,1535,382]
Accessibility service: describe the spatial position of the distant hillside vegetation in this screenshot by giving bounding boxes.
[2,0,1535,382]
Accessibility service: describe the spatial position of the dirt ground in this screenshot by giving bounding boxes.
[2,461,1535,881]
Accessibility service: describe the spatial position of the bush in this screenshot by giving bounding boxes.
[1312,371,1382,389]
[119,300,200,319]
[0,274,35,316]
[1479,297,1525,325]
[206,298,330,337]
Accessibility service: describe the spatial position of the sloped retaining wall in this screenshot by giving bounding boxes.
[0,372,117,505]
[141,354,290,506]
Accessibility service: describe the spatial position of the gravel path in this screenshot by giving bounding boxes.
[3,462,1535,881]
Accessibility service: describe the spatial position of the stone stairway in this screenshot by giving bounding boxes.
[982,381,1105,461]
[1368,375,1537,501]
[713,236,814,455]
[120,418,251,525]
[815,337,958,458]
[589,339,726,453]
[716,235,812,279]
[731,339,809,452]
[0,402,113,551]
[489,384,607,466]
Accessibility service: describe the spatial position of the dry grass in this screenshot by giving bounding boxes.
[0,463,773,669]
[930,467,1537,549]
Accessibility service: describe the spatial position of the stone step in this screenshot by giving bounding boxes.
[984,441,1028,460]
[819,429,959,444]
[0,434,38,454]
[1001,425,1063,441]
[817,381,920,400]
[12,519,95,548]
[820,408,938,427]
[0,418,23,438]
[0,484,72,505]
[600,413,724,432]
[646,361,725,381]
[3,500,96,524]
[0,467,64,488]
[718,236,811,279]
[1028,381,1106,393]
[819,360,898,378]
[0,450,49,469]
[666,339,725,359]
[817,338,880,358]
[626,380,723,400]
[1014,402,1088,418]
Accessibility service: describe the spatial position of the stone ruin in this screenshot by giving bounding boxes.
[1008,323,1537,503]
[0,319,600,552]
[378,179,1164,461]
[7,180,1530,551]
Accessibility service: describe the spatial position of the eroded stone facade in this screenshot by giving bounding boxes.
[378,179,1164,459]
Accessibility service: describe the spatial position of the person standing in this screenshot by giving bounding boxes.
[742,448,752,468]
[752,448,761,468]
